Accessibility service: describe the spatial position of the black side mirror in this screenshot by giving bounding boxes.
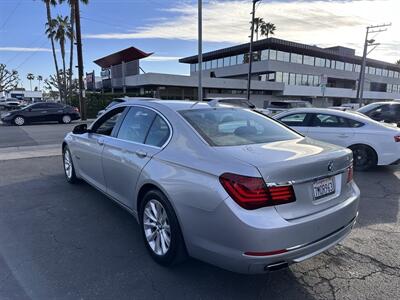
[72,123,88,134]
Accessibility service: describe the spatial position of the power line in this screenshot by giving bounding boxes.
[13,40,50,71]
[0,0,22,31]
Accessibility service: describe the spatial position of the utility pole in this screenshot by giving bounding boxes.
[356,23,391,103]
[75,0,86,120]
[198,0,203,101]
[246,0,261,101]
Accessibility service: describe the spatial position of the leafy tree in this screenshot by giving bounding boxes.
[0,64,19,92]
[27,73,35,90]
[396,59,400,65]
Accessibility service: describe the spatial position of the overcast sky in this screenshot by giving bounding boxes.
[0,0,399,89]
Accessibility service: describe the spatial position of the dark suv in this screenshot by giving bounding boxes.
[1,102,80,126]
[357,102,400,126]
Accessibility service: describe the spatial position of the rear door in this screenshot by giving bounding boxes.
[306,113,355,147]
[102,106,171,209]
[46,103,64,121]
[278,112,312,135]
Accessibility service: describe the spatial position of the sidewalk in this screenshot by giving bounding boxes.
[0,144,61,161]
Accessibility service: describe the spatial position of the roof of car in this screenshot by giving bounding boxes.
[120,99,220,111]
[275,107,369,120]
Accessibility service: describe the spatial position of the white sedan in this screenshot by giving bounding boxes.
[274,108,400,170]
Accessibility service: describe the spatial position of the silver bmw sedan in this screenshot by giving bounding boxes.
[62,99,360,274]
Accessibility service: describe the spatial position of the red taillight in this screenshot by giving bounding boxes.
[74,107,79,112]
[395,135,400,143]
[219,173,296,210]
[347,164,354,183]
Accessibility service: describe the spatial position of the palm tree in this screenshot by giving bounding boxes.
[37,75,43,90]
[48,15,71,103]
[27,73,35,91]
[59,0,89,101]
[396,59,400,65]
[253,17,264,41]
[41,0,62,100]
[260,22,277,38]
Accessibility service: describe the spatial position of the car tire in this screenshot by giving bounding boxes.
[13,116,25,126]
[61,114,72,124]
[140,189,187,266]
[63,145,79,184]
[349,144,377,171]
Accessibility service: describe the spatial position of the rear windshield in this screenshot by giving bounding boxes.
[180,108,301,146]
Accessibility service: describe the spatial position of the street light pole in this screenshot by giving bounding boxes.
[356,23,391,103]
[246,0,261,101]
[75,0,86,120]
[198,0,203,101]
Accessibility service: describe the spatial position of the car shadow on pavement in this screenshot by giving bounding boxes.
[0,174,314,300]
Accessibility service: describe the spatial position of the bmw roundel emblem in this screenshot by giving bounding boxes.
[328,161,334,172]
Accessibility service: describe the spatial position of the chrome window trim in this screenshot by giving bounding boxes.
[90,104,173,150]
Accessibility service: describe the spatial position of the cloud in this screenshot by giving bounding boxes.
[0,47,53,52]
[143,56,181,62]
[84,0,400,62]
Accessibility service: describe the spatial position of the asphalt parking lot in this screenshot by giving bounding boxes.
[0,152,399,299]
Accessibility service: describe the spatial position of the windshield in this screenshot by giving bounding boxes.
[180,108,301,146]
[357,103,380,113]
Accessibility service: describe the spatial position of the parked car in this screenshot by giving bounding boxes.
[1,102,80,126]
[275,108,400,170]
[205,97,271,115]
[96,97,155,118]
[357,102,400,126]
[63,100,359,274]
[265,100,312,114]
[0,98,23,110]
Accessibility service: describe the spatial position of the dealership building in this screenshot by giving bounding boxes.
[93,38,400,108]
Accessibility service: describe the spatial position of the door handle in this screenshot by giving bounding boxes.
[97,139,104,146]
[135,150,147,158]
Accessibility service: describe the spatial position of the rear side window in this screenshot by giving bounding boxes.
[117,107,156,144]
[180,108,300,146]
[279,113,308,127]
[145,116,170,147]
[312,114,363,128]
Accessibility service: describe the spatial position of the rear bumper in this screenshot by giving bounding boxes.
[183,182,360,274]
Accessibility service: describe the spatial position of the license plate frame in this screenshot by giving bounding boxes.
[313,177,335,200]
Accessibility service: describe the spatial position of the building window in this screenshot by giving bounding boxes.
[345,63,353,72]
[388,70,394,78]
[314,75,320,86]
[354,64,361,73]
[393,85,398,93]
[276,51,290,62]
[382,69,388,77]
[211,60,217,69]
[325,59,331,68]
[223,57,230,67]
[237,54,244,64]
[303,55,315,66]
[276,72,283,82]
[190,64,197,72]
[387,84,393,93]
[369,67,376,75]
[267,73,275,81]
[206,61,211,70]
[269,49,277,60]
[282,72,289,84]
[261,49,269,60]
[331,60,336,69]
[376,68,382,76]
[231,56,237,65]
[217,58,223,68]
[290,53,303,64]
[335,61,345,70]
[296,74,302,85]
[301,74,308,85]
[289,73,296,85]
[315,57,326,67]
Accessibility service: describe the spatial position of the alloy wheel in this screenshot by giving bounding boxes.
[62,115,72,124]
[143,199,171,256]
[64,149,73,179]
[14,116,25,126]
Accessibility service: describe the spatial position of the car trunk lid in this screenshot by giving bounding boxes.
[215,137,353,220]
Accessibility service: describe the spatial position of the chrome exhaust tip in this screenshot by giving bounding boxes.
[264,261,289,272]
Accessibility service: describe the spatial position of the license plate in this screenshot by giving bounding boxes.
[313,177,335,200]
